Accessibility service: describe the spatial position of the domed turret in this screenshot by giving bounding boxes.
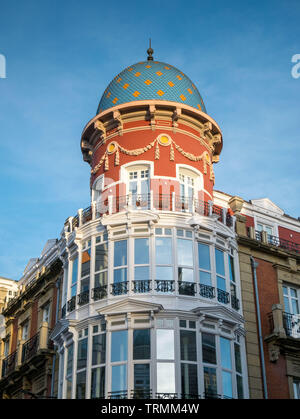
[97,61,207,115]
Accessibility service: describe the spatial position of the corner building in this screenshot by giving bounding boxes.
[51,52,249,399]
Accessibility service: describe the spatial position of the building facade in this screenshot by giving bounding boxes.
[0,240,62,399]
[215,192,300,399]
[1,50,299,400]
[50,52,249,400]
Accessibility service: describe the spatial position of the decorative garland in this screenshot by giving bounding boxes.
[91,136,215,183]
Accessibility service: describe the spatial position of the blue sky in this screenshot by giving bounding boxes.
[0,0,299,280]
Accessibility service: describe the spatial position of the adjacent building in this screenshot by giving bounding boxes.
[0,240,62,399]
[215,191,300,399]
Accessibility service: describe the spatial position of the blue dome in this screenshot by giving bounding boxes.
[97,61,206,114]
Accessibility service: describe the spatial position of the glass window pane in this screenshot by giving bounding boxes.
[157,329,174,360]
[215,249,225,276]
[284,296,290,313]
[180,330,197,361]
[228,255,235,283]
[134,364,150,390]
[157,363,175,393]
[95,243,108,272]
[133,329,150,360]
[217,276,226,291]
[178,267,193,282]
[80,277,90,292]
[92,334,106,365]
[141,179,150,195]
[111,330,128,362]
[111,365,127,392]
[199,271,211,285]
[291,288,297,298]
[66,343,74,377]
[114,240,127,267]
[72,258,78,284]
[81,249,91,277]
[181,363,198,397]
[135,266,149,281]
[220,337,232,369]
[114,268,127,283]
[237,374,244,399]
[234,343,242,374]
[91,367,105,399]
[95,271,107,287]
[76,371,86,399]
[198,243,210,270]
[292,299,299,315]
[71,284,77,297]
[156,237,172,265]
[134,238,149,265]
[222,371,232,398]
[177,239,193,266]
[204,367,217,397]
[202,333,216,364]
[156,266,173,281]
[77,338,88,370]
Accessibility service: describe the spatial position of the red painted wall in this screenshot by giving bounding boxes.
[278,226,300,246]
[91,122,214,198]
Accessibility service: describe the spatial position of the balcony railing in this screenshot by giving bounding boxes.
[231,294,240,311]
[22,333,39,364]
[248,228,300,255]
[178,281,196,296]
[62,281,240,313]
[108,390,128,399]
[199,284,215,299]
[67,296,76,312]
[132,280,151,293]
[111,281,128,296]
[92,285,107,301]
[1,350,17,378]
[155,280,175,293]
[283,312,300,338]
[78,290,90,306]
[64,194,234,232]
[104,390,234,400]
[217,288,230,304]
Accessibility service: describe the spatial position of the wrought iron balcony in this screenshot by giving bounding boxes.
[231,294,240,311]
[155,392,178,399]
[108,390,128,399]
[22,333,39,364]
[92,285,107,301]
[111,281,128,296]
[67,296,76,312]
[78,290,90,306]
[132,280,151,293]
[155,279,175,293]
[1,350,17,378]
[199,284,215,299]
[130,389,152,399]
[248,229,300,255]
[217,288,230,304]
[178,281,196,296]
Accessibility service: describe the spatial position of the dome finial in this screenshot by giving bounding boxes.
[147,39,154,61]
